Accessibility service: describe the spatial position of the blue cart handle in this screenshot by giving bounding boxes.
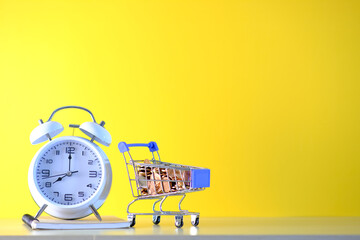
[118,141,159,153]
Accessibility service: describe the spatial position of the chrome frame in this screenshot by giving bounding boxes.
[122,148,204,224]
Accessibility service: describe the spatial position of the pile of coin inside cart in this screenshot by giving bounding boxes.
[137,159,191,195]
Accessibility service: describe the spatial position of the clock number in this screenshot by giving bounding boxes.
[46,159,53,164]
[54,192,59,197]
[88,160,94,165]
[89,171,97,178]
[87,184,92,188]
[66,147,75,154]
[64,194,73,201]
[78,191,85,197]
[55,150,60,155]
[45,182,51,188]
[41,169,50,178]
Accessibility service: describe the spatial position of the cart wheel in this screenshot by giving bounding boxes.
[152,215,161,225]
[128,215,136,227]
[191,215,200,227]
[175,215,184,228]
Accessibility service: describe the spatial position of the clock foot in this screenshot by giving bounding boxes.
[34,204,48,220]
[90,204,102,222]
[22,214,37,228]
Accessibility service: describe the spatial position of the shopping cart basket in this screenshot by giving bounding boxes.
[118,141,210,228]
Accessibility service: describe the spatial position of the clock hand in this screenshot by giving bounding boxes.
[43,171,79,180]
[52,171,79,184]
[53,176,65,184]
[43,172,67,179]
[68,153,72,171]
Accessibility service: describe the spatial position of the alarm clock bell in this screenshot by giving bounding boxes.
[30,120,64,144]
[79,121,111,147]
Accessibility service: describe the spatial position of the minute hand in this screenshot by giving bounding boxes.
[42,171,78,179]
[68,153,72,171]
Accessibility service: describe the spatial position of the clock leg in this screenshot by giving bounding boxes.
[34,204,48,219]
[90,204,102,222]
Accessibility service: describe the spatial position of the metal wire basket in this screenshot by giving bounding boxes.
[118,141,210,228]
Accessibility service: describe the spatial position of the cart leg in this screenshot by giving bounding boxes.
[159,196,168,212]
[127,198,140,214]
[175,215,184,228]
[126,199,138,228]
[152,198,162,225]
[178,194,186,211]
[152,198,162,212]
[191,214,200,227]
[152,215,161,225]
[128,214,136,227]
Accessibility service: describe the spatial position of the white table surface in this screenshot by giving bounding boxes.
[1,216,360,239]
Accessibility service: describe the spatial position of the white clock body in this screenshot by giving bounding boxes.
[28,136,112,219]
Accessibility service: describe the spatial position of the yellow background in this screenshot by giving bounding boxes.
[0,0,360,219]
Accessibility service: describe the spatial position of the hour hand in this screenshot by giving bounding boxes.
[53,176,65,184]
[52,171,78,184]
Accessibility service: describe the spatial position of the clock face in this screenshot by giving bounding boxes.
[34,139,103,206]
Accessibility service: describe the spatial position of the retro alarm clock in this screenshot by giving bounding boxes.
[26,106,112,221]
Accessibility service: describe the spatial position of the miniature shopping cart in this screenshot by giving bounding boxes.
[118,141,210,228]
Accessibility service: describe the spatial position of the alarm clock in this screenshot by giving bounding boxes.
[27,106,112,221]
